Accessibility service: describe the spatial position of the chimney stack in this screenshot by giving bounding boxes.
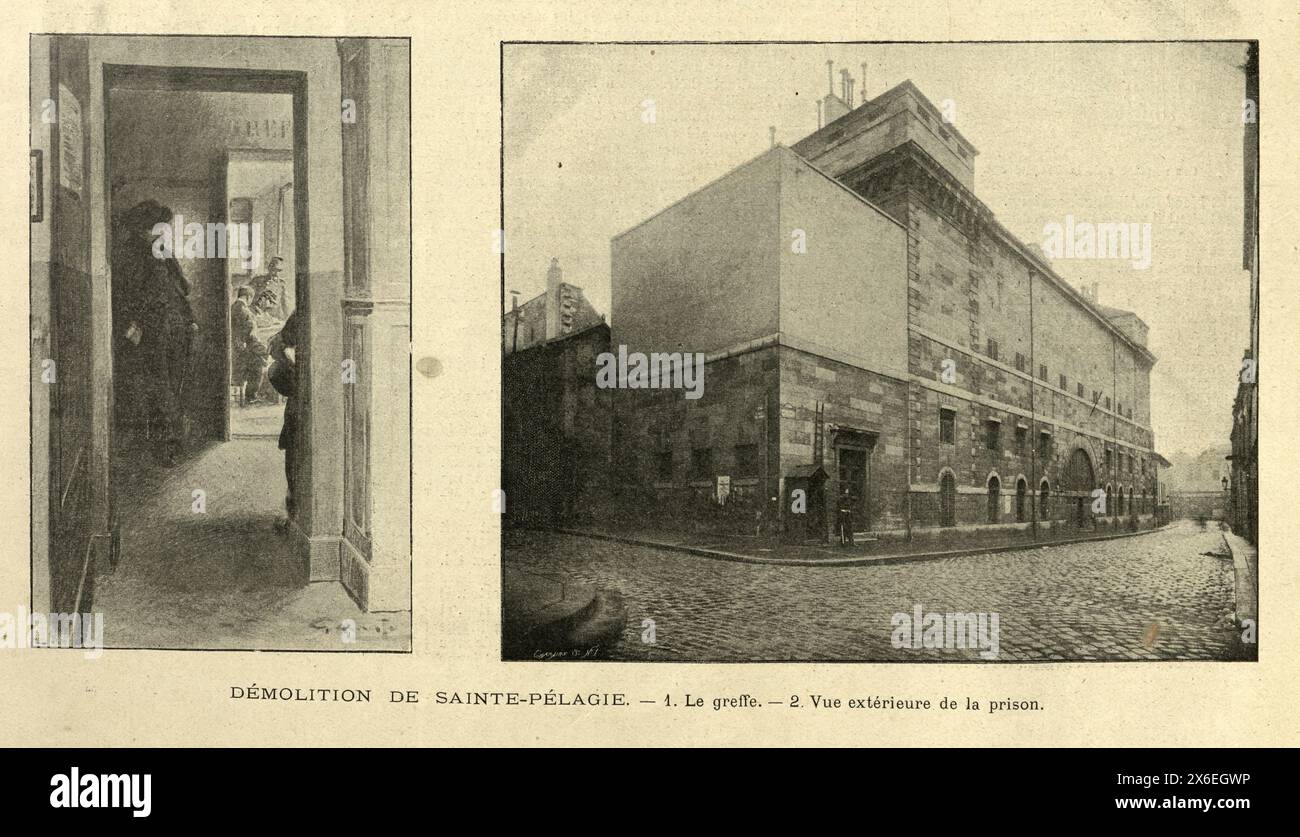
[860,62,868,105]
[545,257,563,339]
[840,67,850,103]
[769,126,776,148]
[826,60,834,97]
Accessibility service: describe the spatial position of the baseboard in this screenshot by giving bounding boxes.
[289,519,341,581]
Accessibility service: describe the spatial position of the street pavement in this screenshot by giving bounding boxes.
[502,520,1246,662]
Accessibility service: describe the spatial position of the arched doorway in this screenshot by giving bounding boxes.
[1063,448,1096,526]
[1015,477,1028,522]
[987,475,1001,524]
[939,471,956,527]
[1039,479,1050,520]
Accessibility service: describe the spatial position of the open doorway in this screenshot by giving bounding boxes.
[225,149,295,437]
[108,86,296,448]
[98,65,337,649]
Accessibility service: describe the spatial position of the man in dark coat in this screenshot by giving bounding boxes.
[837,486,856,547]
[268,311,299,531]
[114,200,198,465]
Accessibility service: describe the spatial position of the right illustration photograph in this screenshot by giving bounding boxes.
[500,41,1259,663]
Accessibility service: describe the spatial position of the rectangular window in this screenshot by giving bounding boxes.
[1077,382,1085,398]
[1014,352,1026,373]
[1015,426,1027,456]
[656,450,673,481]
[985,419,1000,451]
[986,338,999,361]
[691,447,712,479]
[1038,432,1051,460]
[1105,448,1113,470]
[733,444,759,477]
[1038,363,1048,381]
[1059,374,1068,390]
[939,408,956,445]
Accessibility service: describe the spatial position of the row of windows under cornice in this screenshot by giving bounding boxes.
[909,325,1150,433]
[915,375,1154,455]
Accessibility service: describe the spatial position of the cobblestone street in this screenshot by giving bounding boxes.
[503,521,1246,661]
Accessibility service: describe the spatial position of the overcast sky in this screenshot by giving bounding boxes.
[504,42,1252,457]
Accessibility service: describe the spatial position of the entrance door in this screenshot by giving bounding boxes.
[838,448,867,530]
[939,472,956,527]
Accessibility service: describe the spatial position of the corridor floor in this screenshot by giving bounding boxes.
[95,436,410,651]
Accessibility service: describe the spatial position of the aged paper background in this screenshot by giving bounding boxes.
[1,0,1296,747]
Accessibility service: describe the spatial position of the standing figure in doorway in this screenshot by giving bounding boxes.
[268,311,299,533]
[837,486,855,547]
[230,286,267,404]
[113,200,198,466]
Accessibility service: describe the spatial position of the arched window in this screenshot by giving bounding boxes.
[1117,488,1125,516]
[1039,479,1050,520]
[939,471,956,527]
[1015,477,1028,522]
[987,475,1001,524]
[1105,483,1113,516]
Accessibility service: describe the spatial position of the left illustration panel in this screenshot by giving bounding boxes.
[29,34,411,651]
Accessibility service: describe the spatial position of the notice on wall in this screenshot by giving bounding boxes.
[57,84,82,195]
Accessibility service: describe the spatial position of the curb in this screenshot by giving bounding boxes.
[1220,532,1258,627]
[552,523,1175,567]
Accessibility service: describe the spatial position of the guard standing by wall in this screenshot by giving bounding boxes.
[838,486,855,546]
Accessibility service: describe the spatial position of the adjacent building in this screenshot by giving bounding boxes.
[504,257,604,353]
[607,74,1165,541]
[1229,41,1259,545]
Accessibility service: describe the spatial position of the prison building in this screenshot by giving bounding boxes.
[609,76,1164,541]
